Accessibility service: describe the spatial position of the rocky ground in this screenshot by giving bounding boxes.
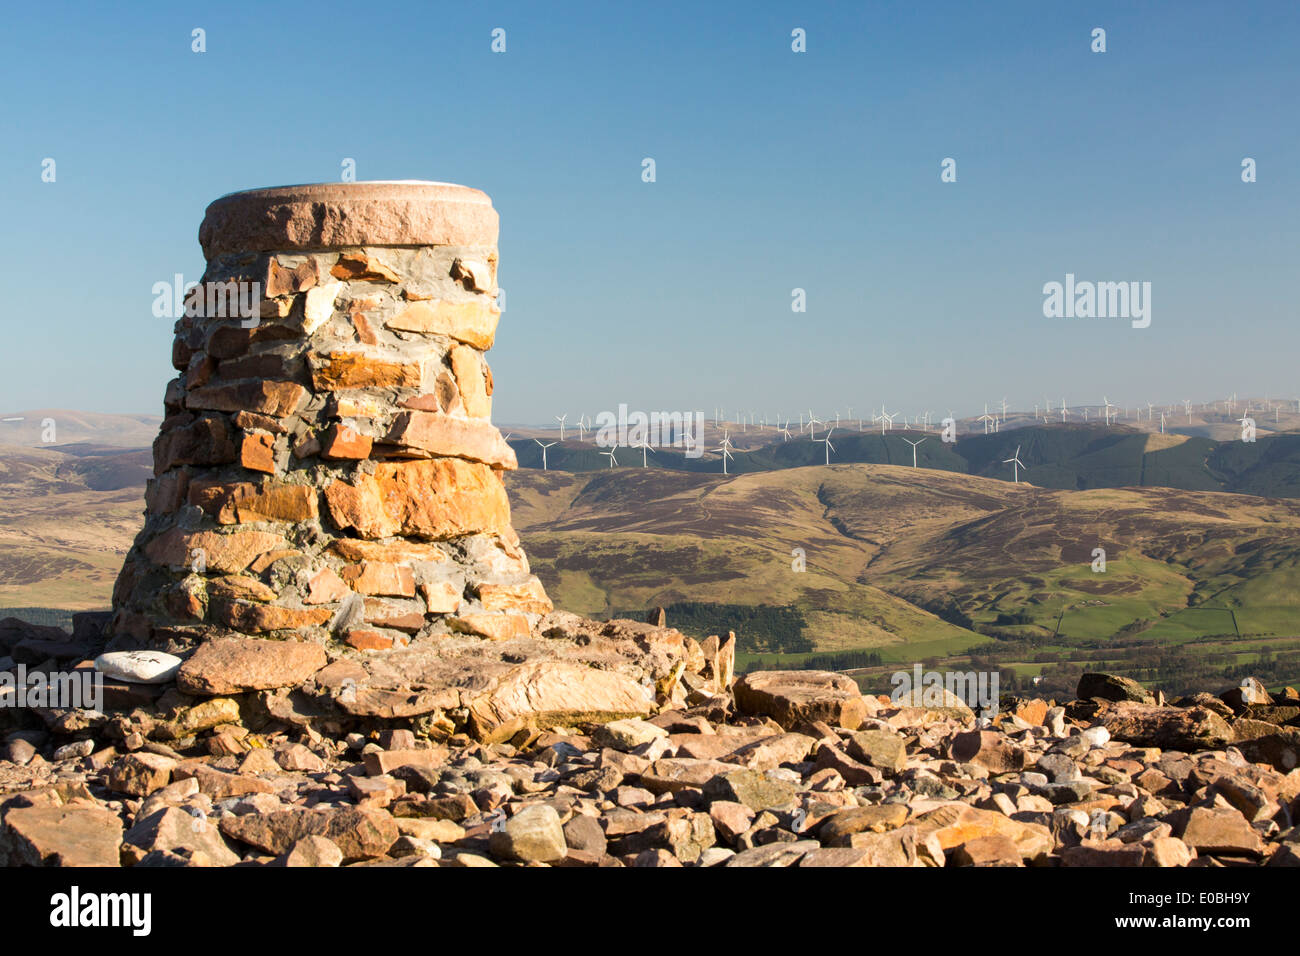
[1,613,1298,868]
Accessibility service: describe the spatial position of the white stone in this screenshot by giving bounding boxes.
[699,847,736,867]
[95,650,182,684]
[302,280,344,334]
[1045,707,1067,737]
[451,258,493,292]
[1081,725,1111,748]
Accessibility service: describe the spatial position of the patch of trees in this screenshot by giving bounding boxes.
[616,602,812,654]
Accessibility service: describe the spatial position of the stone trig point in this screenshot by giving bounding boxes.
[111,182,551,654]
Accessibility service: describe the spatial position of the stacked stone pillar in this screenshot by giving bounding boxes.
[110,182,550,653]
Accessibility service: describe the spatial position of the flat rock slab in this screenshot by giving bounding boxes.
[1095,702,1233,752]
[219,807,398,863]
[178,637,327,695]
[1,806,123,866]
[302,617,682,738]
[199,182,499,259]
[911,803,1053,864]
[733,670,866,730]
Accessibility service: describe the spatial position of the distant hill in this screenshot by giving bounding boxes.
[503,464,1300,663]
[508,424,1300,498]
[0,444,145,611]
[0,410,161,449]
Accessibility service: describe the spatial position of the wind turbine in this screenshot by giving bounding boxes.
[717,432,734,474]
[575,416,589,441]
[1003,444,1027,483]
[778,420,792,441]
[632,440,654,467]
[977,404,996,434]
[554,414,567,441]
[601,445,619,468]
[1102,396,1116,426]
[814,428,836,465]
[534,439,556,471]
[901,436,927,468]
[1160,411,1166,433]
[807,414,823,440]
[877,405,896,435]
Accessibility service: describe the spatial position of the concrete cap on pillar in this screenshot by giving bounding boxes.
[199,181,499,260]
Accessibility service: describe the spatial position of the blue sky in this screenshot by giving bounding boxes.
[2,0,1296,424]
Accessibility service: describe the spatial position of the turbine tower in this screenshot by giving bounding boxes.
[1002,444,1027,483]
[533,439,556,471]
[717,431,735,475]
[814,428,836,465]
[601,445,619,468]
[901,436,927,468]
[555,414,567,441]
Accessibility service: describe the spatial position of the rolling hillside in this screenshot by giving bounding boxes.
[504,464,1300,664]
[0,444,147,610]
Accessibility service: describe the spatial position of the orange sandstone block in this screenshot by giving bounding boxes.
[320,423,373,460]
[341,562,416,598]
[240,432,277,474]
